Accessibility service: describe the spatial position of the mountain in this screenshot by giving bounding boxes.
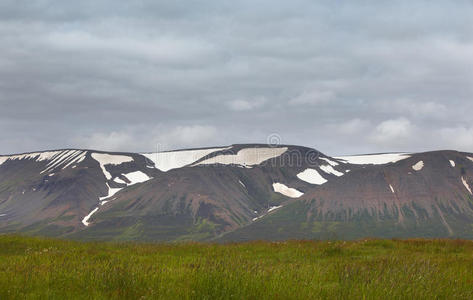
[1,145,473,241]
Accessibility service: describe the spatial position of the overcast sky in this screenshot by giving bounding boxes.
[1,1,472,155]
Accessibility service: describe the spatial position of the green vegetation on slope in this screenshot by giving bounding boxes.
[0,235,472,299]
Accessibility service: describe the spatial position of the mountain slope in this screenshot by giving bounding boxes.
[1,145,473,241]
[218,151,473,241]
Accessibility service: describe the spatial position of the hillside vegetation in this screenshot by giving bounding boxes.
[0,235,472,299]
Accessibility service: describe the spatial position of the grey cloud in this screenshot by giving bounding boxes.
[1,1,473,155]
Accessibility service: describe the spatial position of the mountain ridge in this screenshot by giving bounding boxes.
[1,144,473,241]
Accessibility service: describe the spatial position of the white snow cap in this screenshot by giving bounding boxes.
[91,153,134,180]
[272,183,303,198]
[196,147,288,167]
[0,150,87,172]
[335,153,410,165]
[412,161,424,171]
[143,147,230,172]
[297,169,327,185]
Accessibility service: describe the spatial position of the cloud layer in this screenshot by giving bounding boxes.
[1,1,472,155]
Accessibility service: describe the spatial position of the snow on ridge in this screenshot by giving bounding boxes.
[412,161,424,171]
[41,150,88,173]
[272,183,303,198]
[142,147,230,172]
[297,168,327,185]
[462,177,472,195]
[0,150,66,166]
[319,157,339,166]
[91,153,134,180]
[0,149,89,172]
[449,160,456,167]
[334,153,411,165]
[196,147,288,167]
[320,165,344,177]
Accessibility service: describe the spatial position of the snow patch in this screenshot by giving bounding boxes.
[319,157,339,166]
[320,165,344,177]
[91,153,134,180]
[468,157,473,163]
[99,183,122,202]
[0,150,87,172]
[462,177,472,195]
[0,157,8,166]
[268,205,283,212]
[297,169,327,185]
[239,180,246,188]
[449,160,455,167]
[143,147,230,172]
[389,184,395,194]
[196,147,288,167]
[272,183,303,198]
[124,171,151,185]
[82,207,99,226]
[0,214,6,217]
[335,153,410,165]
[412,161,424,171]
[113,177,126,184]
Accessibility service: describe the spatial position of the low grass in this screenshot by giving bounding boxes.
[1,235,472,299]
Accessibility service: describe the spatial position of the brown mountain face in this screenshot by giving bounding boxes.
[220,150,473,242]
[1,145,473,241]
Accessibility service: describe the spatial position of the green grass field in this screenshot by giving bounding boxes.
[1,235,472,299]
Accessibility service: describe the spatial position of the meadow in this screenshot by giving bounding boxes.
[0,235,472,299]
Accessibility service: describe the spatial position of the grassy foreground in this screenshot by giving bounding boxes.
[1,236,473,299]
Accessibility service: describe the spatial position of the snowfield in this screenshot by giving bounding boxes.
[335,153,410,165]
[196,147,288,167]
[297,169,327,185]
[143,147,230,172]
[272,183,304,198]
